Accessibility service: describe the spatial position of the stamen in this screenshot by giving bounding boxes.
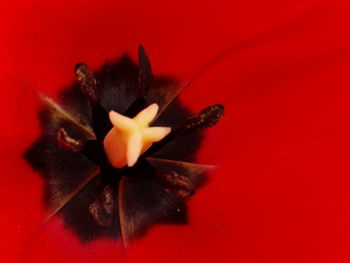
[138,45,153,95]
[124,46,154,117]
[57,128,85,152]
[177,104,224,134]
[160,171,195,198]
[88,185,115,227]
[146,104,224,155]
[75,63,98,104]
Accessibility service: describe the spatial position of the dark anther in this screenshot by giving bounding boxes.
[75,63,112,139]
[75,63,98,105]
[159,172,195,198]
[124,45,154,117]
[138,45,153,95]
[145,104,224,156]
[57,128,85,152]
[177,104,225,135]
[88,185,115,227]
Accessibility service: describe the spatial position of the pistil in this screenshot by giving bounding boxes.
[103,103,171,168]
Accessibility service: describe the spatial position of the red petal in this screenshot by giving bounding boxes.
[1,0,350,262]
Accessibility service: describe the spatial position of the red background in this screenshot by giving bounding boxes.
[1,0,350,262]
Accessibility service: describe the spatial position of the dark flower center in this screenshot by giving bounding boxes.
[25,46,224,243]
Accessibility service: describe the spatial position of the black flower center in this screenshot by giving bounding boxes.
[25,46,223,243]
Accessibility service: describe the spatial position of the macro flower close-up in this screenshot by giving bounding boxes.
[1,0,350,262]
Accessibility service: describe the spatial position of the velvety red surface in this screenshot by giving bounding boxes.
[1,0,350,262]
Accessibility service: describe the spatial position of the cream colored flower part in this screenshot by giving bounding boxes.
[103,103,171,168]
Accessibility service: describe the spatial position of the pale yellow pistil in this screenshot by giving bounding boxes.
[103,103,171,168]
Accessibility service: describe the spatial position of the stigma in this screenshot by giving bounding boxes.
[103,103,171,168]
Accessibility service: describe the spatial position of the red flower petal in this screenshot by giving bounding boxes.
[1,0,350,262]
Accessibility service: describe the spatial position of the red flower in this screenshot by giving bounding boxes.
[1,0,350,262]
